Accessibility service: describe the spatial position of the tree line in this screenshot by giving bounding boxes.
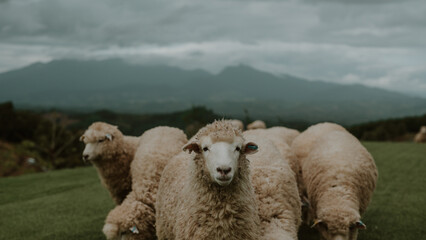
[1,101,424,176]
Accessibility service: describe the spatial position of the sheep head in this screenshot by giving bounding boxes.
[311,208,366,240]
[183,120,258,186]
[80,122,123,162]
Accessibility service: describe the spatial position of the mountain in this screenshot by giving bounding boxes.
[0,59,425,124]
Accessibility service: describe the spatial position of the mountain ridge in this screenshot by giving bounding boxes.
[0,59,425,124]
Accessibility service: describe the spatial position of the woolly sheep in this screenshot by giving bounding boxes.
[291,122,346,215]
[102,126,187,240]
[292,122,378,240]
[155,120,261,240]
[247,120,266,130]
[243,130,301,240]
[414,126,426,143]
[80,122,140,204]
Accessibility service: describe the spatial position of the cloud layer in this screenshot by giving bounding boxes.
[1,0,425,96]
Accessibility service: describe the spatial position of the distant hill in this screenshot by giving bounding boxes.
[1,59,425,124]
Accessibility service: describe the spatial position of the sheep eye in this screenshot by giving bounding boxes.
[98,138,105,143]
[202,147,209,152]
[235,146,241,151]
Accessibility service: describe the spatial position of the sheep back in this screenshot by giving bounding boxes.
[244,132,301,239]
[293,123,378,231]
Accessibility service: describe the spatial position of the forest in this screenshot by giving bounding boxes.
[1,101,425,177]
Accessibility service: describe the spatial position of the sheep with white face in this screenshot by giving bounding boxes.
[184,134,258,187]
[197,136,244,186]
[156,120,261,240]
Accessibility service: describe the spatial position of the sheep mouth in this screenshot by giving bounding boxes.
[215,177,232,186]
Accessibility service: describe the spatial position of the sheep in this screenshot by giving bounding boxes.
[292,122,378,240]
[229,119,244,131]
[244,127,302,201]
[291,122,346,216]
[414,126,426,143]
[155,120,261,240]
[80,122,140,204]
[247,120,266,130]
[243,130,301,240]
[102,126,188,240]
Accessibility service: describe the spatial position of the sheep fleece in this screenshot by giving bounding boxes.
[103,126,187,240]
[156,121,260,240]
[293,122,378,232]
[244,130,301,240]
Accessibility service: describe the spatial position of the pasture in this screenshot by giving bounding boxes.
[0,142,424,240]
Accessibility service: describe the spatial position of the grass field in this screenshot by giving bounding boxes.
[0,142,425,240]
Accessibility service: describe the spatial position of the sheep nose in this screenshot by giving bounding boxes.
[216,167,231,176]
[82,154,89,161]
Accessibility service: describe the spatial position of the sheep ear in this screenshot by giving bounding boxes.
[311,219,323,228]
[355,220,367,230]
[244,142,258,155]
[183,142,200,154]
[105,134,113,141]
[79,135,85,142]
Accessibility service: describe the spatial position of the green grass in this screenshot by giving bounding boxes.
[0,167,114,240]
[1,142,425,240]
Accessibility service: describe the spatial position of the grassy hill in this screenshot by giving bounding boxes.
[0,142,425,240]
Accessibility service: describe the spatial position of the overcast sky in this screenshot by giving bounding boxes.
[0,0,425,96]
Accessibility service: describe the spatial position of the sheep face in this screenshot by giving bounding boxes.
[184,136,258,186]
[80,132,114,162]
[312,216,366,240]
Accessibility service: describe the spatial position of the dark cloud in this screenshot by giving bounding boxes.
[0,0,424,96]
[1,0,424,48]
[302,0,407,4]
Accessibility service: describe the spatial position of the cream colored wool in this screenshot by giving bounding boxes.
[155,120,261,240]
[103,126,187,240]
[291,122,345,161]
[245,127,300,173]
[292,123,378,240]
[414,126,426,143]
[229,119,244,131]
[244,128,302,203]
[247,120,266,130]
[243,130,301,240]
[80,122,140,204]
[264,126,300,146]
[291,122,347,219]
[265,127,300,146]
